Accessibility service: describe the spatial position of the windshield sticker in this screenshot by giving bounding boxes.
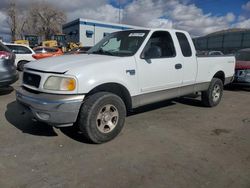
[129,33,145,37]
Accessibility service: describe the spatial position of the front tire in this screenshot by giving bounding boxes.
[201,78,223,107]
[77,92,126,144]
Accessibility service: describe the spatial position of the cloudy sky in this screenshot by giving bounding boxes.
[0,0,250,41]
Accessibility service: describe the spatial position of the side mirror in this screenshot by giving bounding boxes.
[143,46,162,59]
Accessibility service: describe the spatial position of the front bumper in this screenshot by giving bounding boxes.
[16,87,85,127]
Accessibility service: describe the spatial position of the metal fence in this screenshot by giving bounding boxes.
[193,31,250,54]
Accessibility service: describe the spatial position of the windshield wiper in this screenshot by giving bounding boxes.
[91,49,115,56]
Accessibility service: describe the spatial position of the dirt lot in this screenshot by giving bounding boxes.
[0,80,250,188]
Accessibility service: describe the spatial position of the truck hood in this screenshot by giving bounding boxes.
[25,54,121,73]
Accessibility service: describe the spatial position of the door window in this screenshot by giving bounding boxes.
[142,31,176,58]
[7,45,32,54]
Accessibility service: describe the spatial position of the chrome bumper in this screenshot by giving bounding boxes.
[16,87,85,127]
[234,70,250,84]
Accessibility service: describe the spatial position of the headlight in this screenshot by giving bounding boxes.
[44,76,76,91]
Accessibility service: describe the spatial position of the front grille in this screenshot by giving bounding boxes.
[23,72,41,88]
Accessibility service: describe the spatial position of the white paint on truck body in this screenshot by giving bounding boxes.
[23,28,235,103]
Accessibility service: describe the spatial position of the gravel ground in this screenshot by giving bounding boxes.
[0,80,250,188]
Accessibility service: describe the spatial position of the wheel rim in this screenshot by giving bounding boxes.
[212,84,221,102]
[96,104,119,133]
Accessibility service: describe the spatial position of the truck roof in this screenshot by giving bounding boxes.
[124,28,190,34]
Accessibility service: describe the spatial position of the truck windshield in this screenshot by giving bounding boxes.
[88,30,149,57]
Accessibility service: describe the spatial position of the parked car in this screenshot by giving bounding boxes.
[208,51,224,56]
[16,29,235,143]
[234,48,250,86]
[32,47,63,60]
[4,43,36,71]
[197,51,224,56]
[65,47,92,55]
[0,42,18,88]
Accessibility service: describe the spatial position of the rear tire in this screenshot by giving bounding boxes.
[77,92,126,144]
[201,78,223,107]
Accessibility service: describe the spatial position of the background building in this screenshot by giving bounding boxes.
[63,18,143,47]
[193,28,250,54]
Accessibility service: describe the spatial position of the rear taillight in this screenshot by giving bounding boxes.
[0,51,12,60]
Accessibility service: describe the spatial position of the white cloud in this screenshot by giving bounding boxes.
[0,0,249,41]
[226,13,236,22]
[67,4,120,23]
[122,0,164,27]
[147,19,173,29]
[233,1,250,29]
[234,18,250,28]
[121,0,237,37]
[242,1,250,11]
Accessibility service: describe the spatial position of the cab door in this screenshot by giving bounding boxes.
[135,31,183,105]
[175,32,197,87]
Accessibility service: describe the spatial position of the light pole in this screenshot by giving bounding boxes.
[118,0,121,24]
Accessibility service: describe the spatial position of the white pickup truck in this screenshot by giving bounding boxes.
[16,29,235,143]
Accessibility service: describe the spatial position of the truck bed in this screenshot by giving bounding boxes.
[196,55,235,84]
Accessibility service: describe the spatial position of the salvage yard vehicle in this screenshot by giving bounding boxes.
[42,40,58,48]
[208,51,224,56]
[0,42,18,88]
[4,43,36,71]
[65,47,92,55]
[234,48,250,86]
[14,40,29,46]
[32,47,63,60]
[16,29,235,143]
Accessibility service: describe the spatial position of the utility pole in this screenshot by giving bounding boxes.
[118,0,121,24]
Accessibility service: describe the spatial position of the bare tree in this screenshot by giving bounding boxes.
[6,1,66,41]
[6,0,27,41]
[25,2,66,39]
[6,0,17,41]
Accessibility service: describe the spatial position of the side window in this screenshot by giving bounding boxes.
[17,46,32,54]
[45,48,58,53]
[143,31,176,58]
[0,43,11,52]
[6,45,18,53]
[176,32,192,57]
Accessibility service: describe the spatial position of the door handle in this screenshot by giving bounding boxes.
[175,64,182,69]
[126,69,136,75]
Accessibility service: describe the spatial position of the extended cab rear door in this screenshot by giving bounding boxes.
[175,32,197,88]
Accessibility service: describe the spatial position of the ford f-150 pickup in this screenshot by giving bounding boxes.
[16,29,235,143]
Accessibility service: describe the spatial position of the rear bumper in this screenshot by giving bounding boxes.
[233,69,250,86]
[16,87,85,127]
[231,81,250,86]
[0,72,18,87]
